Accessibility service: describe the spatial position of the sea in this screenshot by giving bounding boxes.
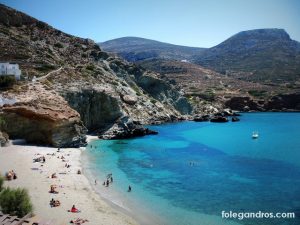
[83,113,300,225]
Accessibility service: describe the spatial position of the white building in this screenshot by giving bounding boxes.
[0,62,21,80]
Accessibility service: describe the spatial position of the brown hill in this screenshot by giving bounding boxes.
[0,4,192,146]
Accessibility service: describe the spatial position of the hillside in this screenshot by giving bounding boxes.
[102,29,300,86]
[0,4,192,146]
[137,59,292,113]
[195,29,300,84]
[100,37,205,62]
[102,31,300,112]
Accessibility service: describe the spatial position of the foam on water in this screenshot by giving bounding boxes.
[83,113,300,225]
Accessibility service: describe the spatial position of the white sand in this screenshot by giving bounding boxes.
[0,142,139,225]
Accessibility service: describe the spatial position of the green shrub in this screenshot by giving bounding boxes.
[0,75,16,88]
[54,42,64,48]
[248,90,267,97]
[198,91,215,101]
[150,98,157,104]
[0,187,33,217]
[35,64,56,73]
[86,64,95,71]
[0,175,4,191]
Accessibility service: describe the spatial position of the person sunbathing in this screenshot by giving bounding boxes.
[6,171,13,180]
[51,173,57,178]
[53,200,61,207]
[6,170,17,180]
[50,198,61,207]
[68,205,81,213]
[70,218,89,224]
[49,185,59,194]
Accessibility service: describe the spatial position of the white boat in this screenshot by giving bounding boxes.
[252,131,259,139]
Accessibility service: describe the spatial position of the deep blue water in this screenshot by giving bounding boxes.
[84,113,300,225]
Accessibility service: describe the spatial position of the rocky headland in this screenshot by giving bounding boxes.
[0,4,191,146]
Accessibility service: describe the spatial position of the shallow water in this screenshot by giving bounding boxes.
[84,113,300,225]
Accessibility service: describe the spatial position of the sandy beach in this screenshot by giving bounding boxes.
[0,139,139,225]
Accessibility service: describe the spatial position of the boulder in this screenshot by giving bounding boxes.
[231,117,240,122]
[210,116,228,123]
[122,95,137,105]
[99,116,158,139]
[194,115,210,122]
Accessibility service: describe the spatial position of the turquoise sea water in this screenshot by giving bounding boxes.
[84,113,300,225]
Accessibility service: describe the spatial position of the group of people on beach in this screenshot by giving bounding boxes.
[100,173,132,192]
[103,173,114,187]
[33,148,88,224]
[50,198,61,207]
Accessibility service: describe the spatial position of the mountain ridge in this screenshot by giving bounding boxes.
[101,29,300,84]
[100,36,205,62]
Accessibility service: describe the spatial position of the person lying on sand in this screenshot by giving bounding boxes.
[50,198,61,207]
[70,218,89,224]
[5,170,17,180]
[49,185,59,194]
[68,205,81,213]
[51,173,57,178]
[33,156,45,163]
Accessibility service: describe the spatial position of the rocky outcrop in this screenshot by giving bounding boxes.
[134,73,193,114]
[210,116,229,123]
[0,4,195,144]
[264,93,300,111]
[225,93,300,112]
[62,88,123,132]
[99,116,158,139]
[193,115,210,122]
[225,97,261,111]
[0,83,86,147]
[231,117,240,122]
[0,131,9,146]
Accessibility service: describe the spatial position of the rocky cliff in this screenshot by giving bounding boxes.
[0,4,192,145]
[0,83,86,147]
[225,93,300,111]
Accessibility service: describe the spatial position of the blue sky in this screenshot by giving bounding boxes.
[1,0,299,47]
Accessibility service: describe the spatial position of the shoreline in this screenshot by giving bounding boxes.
[81,138,242,225]
[81,146,164,225]
[0,139,139,225]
